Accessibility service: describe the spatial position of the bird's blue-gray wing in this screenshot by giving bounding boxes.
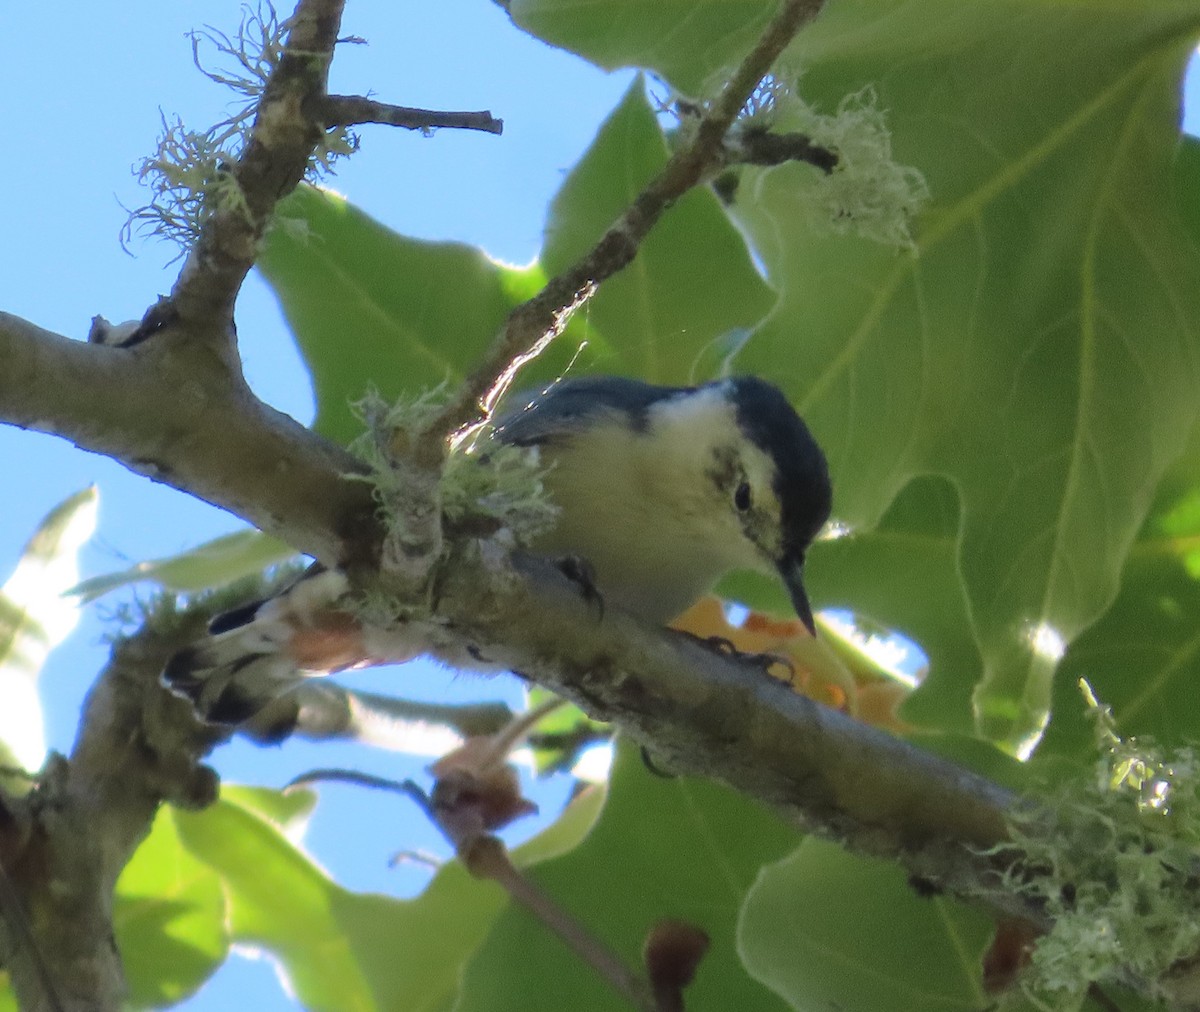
[493,376,685,446]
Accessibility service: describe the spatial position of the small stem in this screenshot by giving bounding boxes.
[284,769,432,813]
[466,836,657,1012]
[471,697,568,772]
[312,95,503,134]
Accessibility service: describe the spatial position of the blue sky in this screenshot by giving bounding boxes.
[3,2,1199,1008]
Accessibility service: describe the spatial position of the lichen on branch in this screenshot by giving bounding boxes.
[123,4,357,254]
[710,76,930,248]
[996,682,1200,1005]
[348,388,558,612]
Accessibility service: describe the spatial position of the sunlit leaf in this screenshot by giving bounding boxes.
[509,0,775,96]
[0,487,97,770]
[68,530,295,603]
[730,4,1200,752]
[1042,416,1200,758]
[259,186,578,445]
[174,783,604,1011]
[221,783,318,832]
[115,806,229,1008]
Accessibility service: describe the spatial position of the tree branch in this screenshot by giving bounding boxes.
[310,95,503,134]
[0,311,380,571]
[0,616,225,1012]
[429,546,1034,921]
[425,0,829,449]
[157,0,348,336]
[724,126,839,173]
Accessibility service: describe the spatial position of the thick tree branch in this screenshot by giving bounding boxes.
[0,311,380,570]
[311,95,503,134]
[0,616,225,1012]
[431,546,1033,921]
[426,0,828,449]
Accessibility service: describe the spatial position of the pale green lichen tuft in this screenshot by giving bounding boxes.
[730,75,930,249]
[123,116,251,254]
[999,680,1200,1005]
[123,3,358,255]
[350,387,560,554]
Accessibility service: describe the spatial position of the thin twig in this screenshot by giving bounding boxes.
[312,95,503,134]
[466,836,657,1011]
[726,126,838,173]
[284,768,430,809]
[299,764,659,1009]
[468,696,567,771]
[426,0,827,450]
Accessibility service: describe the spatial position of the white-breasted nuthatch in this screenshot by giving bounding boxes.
[165,375,832,723]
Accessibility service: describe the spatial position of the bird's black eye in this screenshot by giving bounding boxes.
[734,481,752,512]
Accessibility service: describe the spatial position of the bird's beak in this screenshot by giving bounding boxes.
[781,555,817,637]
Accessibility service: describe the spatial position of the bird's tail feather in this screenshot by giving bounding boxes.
[163,569,361,724]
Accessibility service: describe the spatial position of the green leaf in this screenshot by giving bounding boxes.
[68,530,295,603]
[175,794,388,1010]
[508,2,1200,752]
[1042,416,1200,758]
[259,186,556,445]
[725,3,1200,752]
[738,838,993,1011]
[0,487,97,771]
[509,0,775,96]
[114,806,229,1008]
[456,741,800,1012]
[175,783,604,1011]
[541,78,775,384]
[220,782,318,831]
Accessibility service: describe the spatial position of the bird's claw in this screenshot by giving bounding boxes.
[679,631,795,683]
[555,555,604,618]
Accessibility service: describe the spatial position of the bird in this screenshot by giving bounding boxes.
[163,375,832,724]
